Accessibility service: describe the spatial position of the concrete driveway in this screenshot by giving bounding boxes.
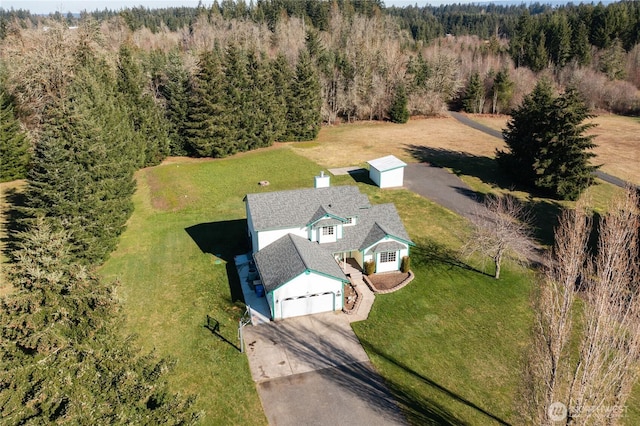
[243,312,407,425]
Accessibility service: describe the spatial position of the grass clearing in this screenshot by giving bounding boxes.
[98,145,541,424]
[292,116,505,168]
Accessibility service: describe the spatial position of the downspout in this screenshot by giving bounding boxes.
[271,291,276,320]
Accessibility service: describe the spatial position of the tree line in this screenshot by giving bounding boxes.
[0,26,201,422]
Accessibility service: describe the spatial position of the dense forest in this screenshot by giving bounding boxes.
[0,0,639,422]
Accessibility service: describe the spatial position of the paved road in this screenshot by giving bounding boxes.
[449,111,638,190]
[243,313,407,426]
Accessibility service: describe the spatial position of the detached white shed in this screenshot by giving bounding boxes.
[367,155,407,188]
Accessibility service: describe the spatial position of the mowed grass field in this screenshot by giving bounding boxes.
[99,146,538,425]
[466,113,640,185]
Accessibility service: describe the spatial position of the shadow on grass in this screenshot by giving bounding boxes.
[411,237,492,278]
[405,145,512,189]
[185,219,249,303]
[405,145,564,247]
[348,168,376,186]
[361,339,512,426]
[0,186,27,262]
[253,316,509,425]
[205,315,241,352]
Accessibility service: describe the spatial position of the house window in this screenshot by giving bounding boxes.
[345,217,353,225]
[322,226,334,236]
[380,251,397,263]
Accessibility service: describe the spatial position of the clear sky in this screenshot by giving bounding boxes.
[1,0,483,15]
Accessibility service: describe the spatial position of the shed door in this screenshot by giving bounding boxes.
[282,292,335,319]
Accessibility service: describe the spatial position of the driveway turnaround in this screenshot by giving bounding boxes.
[404,162,485,220]
[243,313,407,425]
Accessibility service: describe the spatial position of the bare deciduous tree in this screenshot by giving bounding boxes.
[525,201,591,424]
[567,188,640,425]
[526,188,640,425]
[462,194,538,279]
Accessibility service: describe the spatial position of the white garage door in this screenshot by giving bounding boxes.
[282,292,335,319]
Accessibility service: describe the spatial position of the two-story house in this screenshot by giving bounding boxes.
[244,179,413,320]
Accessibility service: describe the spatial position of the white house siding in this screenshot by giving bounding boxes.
[317,226,339,244]
[378,167,405,188]
[362,237,409,273]
[256,227,308,252]
[246,204,258,253]
[268,271,344,319]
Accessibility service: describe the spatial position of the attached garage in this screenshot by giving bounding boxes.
[282,292,336,318]
[254,234,348,320]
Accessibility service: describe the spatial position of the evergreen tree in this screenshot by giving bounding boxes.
[388,84,410,123]
[223,44,249,154]
[269,54,293,141]
[462,72,485,114]
[491,68,514,114]
[288,51,321,141]
[498,79,598,200]
[570,18,592,66]
[0,89,29,182]
[185,48,231,157]
[22,62,137,265]
[599,38,627,80]
[548,13,572,67]
[0,219,199,424]
[245,50,278,150]
[159,50,191,156]
[116,44,170,167]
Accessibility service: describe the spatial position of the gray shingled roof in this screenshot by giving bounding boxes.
[322,203,414,253]
[253,234,348,293]
[245,186,370,231]
[366,241,407,255]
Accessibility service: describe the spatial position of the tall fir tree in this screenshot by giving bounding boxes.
[245,50,278,150]
[571,19,592,66]
[388,84,410,123]
[498,80,598,200]
[491,68,514,114]
[185,48,231,157]
[462,72,485,114]
[0,89,30,182]
[22,61,137,265]
[159,50,191,156]
[116,44,170,167]
[288,51,321,141]
[270,54,295,141]
[223,44,249,154]
[0,218,199,424]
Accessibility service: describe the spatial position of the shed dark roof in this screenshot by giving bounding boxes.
[245,186,370,231]
[253,234,348,292]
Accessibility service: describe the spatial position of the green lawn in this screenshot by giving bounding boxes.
[98,146,638,425]
[99,148,328,424]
